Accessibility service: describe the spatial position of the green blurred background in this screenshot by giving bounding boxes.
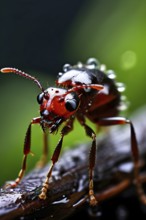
[0,0,146,186]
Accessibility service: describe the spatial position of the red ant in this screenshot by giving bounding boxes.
[1,58,146,206]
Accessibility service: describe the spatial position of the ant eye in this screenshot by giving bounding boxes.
[65,92,80,112]
[37,93,44,104]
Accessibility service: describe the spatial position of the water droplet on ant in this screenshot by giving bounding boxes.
[116,82,126,92]
[77,61,83,68]
[107,69,116,79]
[118,96,129,111]
[58,72,63,76]
[100,64,106,71]
[121,95,126,100]
[63,64,71,72]
[87,58,99,69]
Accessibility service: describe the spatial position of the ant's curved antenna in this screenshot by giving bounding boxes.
[1,67,44,92]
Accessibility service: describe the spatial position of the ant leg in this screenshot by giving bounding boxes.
[98,117,146,204]
[39,135,63,200]
[5,117,41,188]
[39,118,74,200]
[36,131,49,168]
[84,124,97,206]
[77,115,97,206]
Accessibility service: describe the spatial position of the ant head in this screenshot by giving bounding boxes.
[37,87,80,133]
[38,87,80,116]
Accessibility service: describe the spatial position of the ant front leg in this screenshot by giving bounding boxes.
[98,117,146,205]
[39,117,74,200]
[5,117,41,188]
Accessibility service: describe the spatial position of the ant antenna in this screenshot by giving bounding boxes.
[1,67,44,92]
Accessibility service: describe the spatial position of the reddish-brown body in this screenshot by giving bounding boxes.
[1,58,146,206]
[37,62,122,133]
[57,67,121,123]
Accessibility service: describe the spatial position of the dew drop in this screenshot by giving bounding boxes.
[116,82,126,92]
[100,64,106,71]
[118,103,128,111]
[58,72,63,76]
[63,63,71,72]
[86,58,100,69]
[107,69,116,79]
[77,61,83,68]
[118,98,129,111]
[121,95,127,101]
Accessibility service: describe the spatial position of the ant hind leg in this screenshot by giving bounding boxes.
[98,117,146,205]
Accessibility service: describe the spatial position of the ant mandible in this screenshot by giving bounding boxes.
[1,58,146,206]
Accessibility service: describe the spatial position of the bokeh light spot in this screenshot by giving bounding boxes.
[121,50,137,70]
